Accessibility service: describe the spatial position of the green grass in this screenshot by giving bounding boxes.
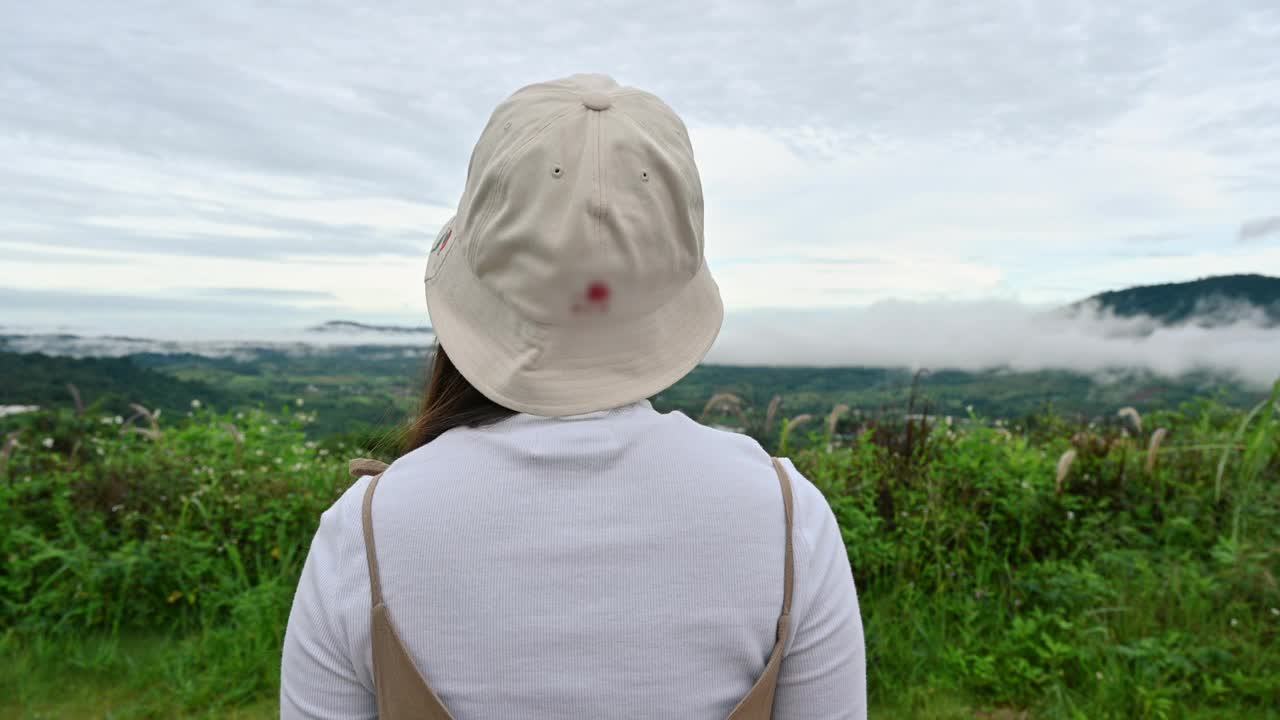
[2,633,278,719]
[2,382,1278,718]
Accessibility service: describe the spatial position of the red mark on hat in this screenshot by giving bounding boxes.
[586,282,610,303]
[573,282,611,315]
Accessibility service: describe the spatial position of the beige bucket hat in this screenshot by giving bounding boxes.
[425,74,723,416]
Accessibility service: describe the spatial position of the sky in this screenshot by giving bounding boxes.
[1,1,1278,378]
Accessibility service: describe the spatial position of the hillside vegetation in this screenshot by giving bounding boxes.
[1,347,1267,440]
[1081,274,1280,326]
[2,383,1277,719]
[0,352,236,419]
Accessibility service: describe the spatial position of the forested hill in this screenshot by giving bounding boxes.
[1079,273,1280,326]
[0,352,236,418]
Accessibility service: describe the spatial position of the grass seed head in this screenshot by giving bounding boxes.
[699,392,744,422]
[1146,427,1169,474]
[826,403,850,437]
[1117,406,1143,434]
[764,395,782,434]
[1056,449,1078,494]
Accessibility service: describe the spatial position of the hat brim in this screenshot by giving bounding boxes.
[426,245,723,417]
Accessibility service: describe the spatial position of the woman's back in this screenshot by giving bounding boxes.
[281,401,865,719]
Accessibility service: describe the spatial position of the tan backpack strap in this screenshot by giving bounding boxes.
[356,459,391,610]
[724,459,798,719]
[771,457,796,621]
[350,457,390,478]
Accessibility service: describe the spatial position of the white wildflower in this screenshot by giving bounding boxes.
[41,437,54,449]
[1230,618,1239,627]
[191,399,202,409]
[295,398,305,407]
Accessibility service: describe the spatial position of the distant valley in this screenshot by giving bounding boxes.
[2,274,1277,435]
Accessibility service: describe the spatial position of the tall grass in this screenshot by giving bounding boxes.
[2,383,1278,719]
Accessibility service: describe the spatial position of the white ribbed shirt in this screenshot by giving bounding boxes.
[281,400,866,719]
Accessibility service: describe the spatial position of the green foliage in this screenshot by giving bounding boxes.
[0,351,237,419]
[1,387,1278,718]
[797,383,1280,718]
[665,364,1263,432]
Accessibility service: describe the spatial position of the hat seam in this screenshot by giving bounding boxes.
[466,104,580,270]
[460,264,721,416]
[594,108,604,251]
[431,244,552,348]
[447,317,713,416]
[438,234,707,334]
[612,105,699,199]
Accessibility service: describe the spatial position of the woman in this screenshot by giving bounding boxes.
[281,74,866,719]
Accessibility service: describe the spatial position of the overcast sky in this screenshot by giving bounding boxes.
[2,0,1278,339]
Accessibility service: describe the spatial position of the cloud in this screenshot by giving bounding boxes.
[189,288,338,301]
[1239,216,1280,243]
[0,286,380,342]
[0,245,129,265]
[8,292,1274,389]
[2,0,1279,333]
[0,287,340,315]
[85,216,296,240]
[711,256,1006,308]
[708,301,1280,387]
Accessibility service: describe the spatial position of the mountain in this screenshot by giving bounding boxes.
[1075,274,1280,327]
[307,321,433,335]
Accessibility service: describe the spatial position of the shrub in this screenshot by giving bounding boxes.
[1,384,1277,718]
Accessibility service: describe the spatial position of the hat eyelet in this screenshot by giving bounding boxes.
[551,165,563,179]
[640,170,649,182]
[503,121,512,132]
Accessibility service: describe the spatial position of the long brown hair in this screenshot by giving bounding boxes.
[401,344,517,454]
